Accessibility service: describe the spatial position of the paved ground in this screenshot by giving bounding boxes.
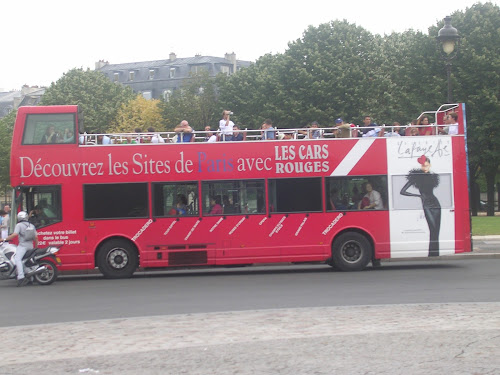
[0,302,499,374]
[0,238,498,375]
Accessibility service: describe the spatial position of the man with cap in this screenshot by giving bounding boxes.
[334,118,353,138]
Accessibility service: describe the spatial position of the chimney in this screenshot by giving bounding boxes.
[169,52,177,61]
[224,52,237,74]
[95,60,109,70]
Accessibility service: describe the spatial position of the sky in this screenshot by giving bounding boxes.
[1,0,498,91]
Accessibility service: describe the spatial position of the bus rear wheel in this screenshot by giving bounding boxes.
[331,232,372,271]
[98,239,138,279]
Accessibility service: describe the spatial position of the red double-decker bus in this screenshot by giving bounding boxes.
[9,104,471,278]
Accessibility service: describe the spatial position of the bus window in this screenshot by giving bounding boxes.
[152,182,199,217]
[22,113,76,145]
[325,176,388,211]
[268,178,322,213]
[83,183,148,219]
[202,180,265,215]
[19,185,62,228]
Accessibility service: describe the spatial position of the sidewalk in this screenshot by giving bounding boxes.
[0,302,499,374]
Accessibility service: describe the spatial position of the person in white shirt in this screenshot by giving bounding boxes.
[219,110,234,141]
[204,126,217,142]
[148,127,165,143]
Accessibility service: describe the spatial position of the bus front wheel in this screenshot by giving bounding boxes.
[97,239,138,279]
[331,232,372,271]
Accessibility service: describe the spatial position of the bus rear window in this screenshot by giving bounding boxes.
[23,113,76,145]
[84,183,148,219]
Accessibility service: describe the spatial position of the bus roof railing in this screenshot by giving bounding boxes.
[80,122,461,145]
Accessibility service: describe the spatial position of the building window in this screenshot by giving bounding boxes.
[149,69,155,80]
[129,71,135,81]
[190,65,207,75]
[221,65,230,75]
[113,72,120,82]
[142,91,152,100]
[169,68,176,78]
[163,90,172,102]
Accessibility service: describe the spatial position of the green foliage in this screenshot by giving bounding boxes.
[161,71,219,130]
[110,95,165,133]
[40,68,135,133]
[0,111,16,189]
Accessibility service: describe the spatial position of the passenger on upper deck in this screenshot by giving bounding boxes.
[409,127,420,136]
[261,119,276,140]
[439,112,459,135]
[149,127,166,143]
[134,128,143,143]
[333,118,353,138]
[384,122,403,137]
[417,115,433,136]
[204,126,216,142]
[97,134,111,144]
[360,116,376,135]
[41,126,58,144]
[232,125,246,141]
[219,110,234,141]
[300,121,323,139]
[173,122,193,143]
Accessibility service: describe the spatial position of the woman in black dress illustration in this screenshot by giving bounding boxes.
[400,155,441,256]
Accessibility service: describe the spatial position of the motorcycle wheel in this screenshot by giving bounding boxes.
[33,259,59,285]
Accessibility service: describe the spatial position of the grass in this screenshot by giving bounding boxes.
[471,216,500,236]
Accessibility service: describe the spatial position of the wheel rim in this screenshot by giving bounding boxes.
[37,263,55,283]
[107,248,129,270]
[340,240,363,263]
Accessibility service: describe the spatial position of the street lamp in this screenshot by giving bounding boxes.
[437,16,460,103]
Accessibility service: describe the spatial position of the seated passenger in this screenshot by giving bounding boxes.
[209,197,223,215]
[300,121,323,139]
[148,126,166,143]
[328,188,347,210]
[63,128,75,143]
[41,126,58,144]
[97,134,111,144]
[261,119,276,140]
[174,121,194,143]
[358,183,383,210]
[233,125,246,141]
[417,115,434,136]
[333,118,353,138]
[204,126,217,142]
[176,194,188,215]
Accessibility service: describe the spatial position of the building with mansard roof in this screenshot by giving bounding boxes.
[96,52,252,100]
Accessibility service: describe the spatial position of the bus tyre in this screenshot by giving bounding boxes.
[331,232,372,272]
[98,239,138,279]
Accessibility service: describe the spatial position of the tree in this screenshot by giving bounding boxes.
[110,95,165,133]
[437,3,500,215]
[161,71,219,130]
[0,111,16,192]
[40,68,135,133]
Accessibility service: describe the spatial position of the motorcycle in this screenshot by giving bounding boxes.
[0,241,61,285]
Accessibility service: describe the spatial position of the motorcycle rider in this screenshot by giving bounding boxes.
[2,211,38,287]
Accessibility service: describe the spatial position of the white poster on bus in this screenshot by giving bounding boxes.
[387,136,455,258]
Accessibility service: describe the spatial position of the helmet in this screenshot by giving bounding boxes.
[17,211,28,222]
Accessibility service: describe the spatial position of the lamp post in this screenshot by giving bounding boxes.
[437,16,460,103]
